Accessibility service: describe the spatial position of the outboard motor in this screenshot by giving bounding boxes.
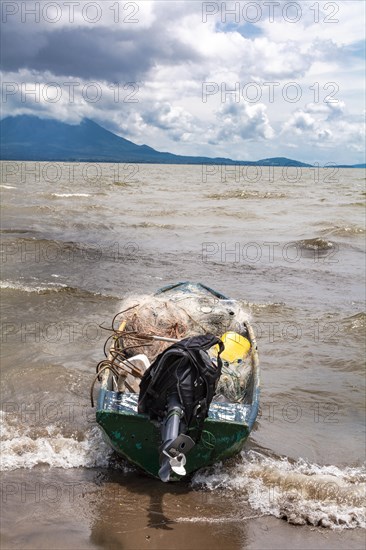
[138,334,224,481]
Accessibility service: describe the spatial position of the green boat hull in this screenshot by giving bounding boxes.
[94,282,260,481]
[97,409,250,479]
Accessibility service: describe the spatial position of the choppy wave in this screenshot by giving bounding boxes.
[112,181,131,187]
[0,412,111,471]
[0,280,69,294]
[245,301,292,315]
[341,312,366,331]
[320,224,365,237]
[1,235,133,263]
[0,228,39,235]
[344,202,366,207]
[177,513,264,523]
[131,221,177,229]
[192,451,366,530]
[0,279,115,299]
[208,190,287,200]
[2,403,365,531]
[51,193,91,198]
[313,312,366,339]
[295,238,335,251]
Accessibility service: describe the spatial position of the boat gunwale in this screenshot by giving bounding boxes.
[96,283,260,416]
[96,406,251,429]
[94,283,260,478]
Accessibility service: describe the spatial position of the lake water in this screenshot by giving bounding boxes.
[1,162,365,549]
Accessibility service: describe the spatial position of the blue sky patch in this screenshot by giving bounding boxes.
[215,21,263,39]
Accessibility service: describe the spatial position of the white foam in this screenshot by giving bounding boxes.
[192,451,366,530]
[0,280,68,293]
[177,514,265,523]
[0,184,16,189]
[51,193,90,198]
[0,412,112,471]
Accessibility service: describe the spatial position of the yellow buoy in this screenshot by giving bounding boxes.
[217,332,251,363]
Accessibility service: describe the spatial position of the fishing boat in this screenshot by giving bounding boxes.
[92,282,260,482]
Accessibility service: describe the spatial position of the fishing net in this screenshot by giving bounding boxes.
[115,292,250,360]
[91,291,253,405]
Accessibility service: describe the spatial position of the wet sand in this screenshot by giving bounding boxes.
[1,468,365,550]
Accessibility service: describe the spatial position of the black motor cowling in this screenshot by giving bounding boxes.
[138,334,224,481]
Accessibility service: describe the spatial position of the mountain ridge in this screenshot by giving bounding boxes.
[0,115,364,168]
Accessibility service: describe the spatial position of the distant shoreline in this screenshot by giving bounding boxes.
[2,116,364,169]
[0,159,365,169]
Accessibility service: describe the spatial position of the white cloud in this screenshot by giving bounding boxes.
[141,102,196,142]
[1,0,365,163]
[259,0,365,46]
[282,102,365,155]
[210,100,275,143]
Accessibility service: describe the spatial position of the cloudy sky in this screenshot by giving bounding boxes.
[1,0,365,164]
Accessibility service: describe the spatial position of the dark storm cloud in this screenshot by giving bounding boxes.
[0,23,200,82]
